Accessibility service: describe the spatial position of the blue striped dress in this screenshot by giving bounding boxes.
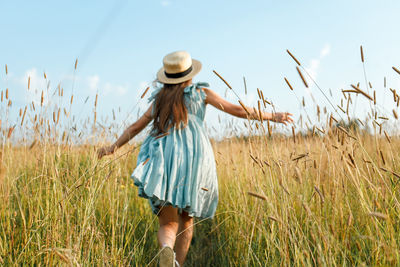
[131,82,218,219]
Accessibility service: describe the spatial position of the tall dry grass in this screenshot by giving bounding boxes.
[1,48,400,265]
[2,134,400,265]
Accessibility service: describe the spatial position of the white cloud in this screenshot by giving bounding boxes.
[103,82,128,96]
[305,44,331,89]
[117,86,128,96]
[161,0,170,7]
[307,59,320,82]
[87,75,99,92]
[320,44,331,58]
[21,68,49,105]
[84,75,129,97]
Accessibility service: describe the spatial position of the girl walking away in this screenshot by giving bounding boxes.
[98,51,293,266]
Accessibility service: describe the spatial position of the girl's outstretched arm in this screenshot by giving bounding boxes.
[97,106,153,159]
[204,88,293,125]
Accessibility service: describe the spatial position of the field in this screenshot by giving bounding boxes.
[1,131,400,266]
[2,51,400,266]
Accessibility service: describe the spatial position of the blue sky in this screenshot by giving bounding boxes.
[1,0,400,137]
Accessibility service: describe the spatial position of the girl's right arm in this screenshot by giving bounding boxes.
[97,106,153,159]
[204,88,293,125]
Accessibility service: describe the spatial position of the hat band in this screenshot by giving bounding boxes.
[164,66,193,79]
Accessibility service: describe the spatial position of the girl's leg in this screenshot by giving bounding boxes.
[175,211,194,265]
[157,205,179,249]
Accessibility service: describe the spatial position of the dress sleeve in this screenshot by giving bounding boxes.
[183,82,210,102]
[196,82,209,102]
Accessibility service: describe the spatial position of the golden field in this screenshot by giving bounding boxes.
[1,50,400,265]
[1,131,400,266]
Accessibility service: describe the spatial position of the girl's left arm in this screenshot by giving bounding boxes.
[98,106,153,159]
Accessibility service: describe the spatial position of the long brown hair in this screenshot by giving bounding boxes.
[152,80,192,135]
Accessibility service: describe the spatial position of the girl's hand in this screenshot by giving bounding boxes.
[97,146,116,159]
[272,112,294,125]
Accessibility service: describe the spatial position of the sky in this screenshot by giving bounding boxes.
[1,0,400,139]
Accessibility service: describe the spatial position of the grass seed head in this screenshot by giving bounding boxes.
[296,66,308,88]
[21,106,27,126]
[360,45,364,62]
[292,126,296,143]
[238,100,250,115]
[257,88,262,99]
[286,49,301,66]
[141,87,150,99]
[284,77,294,90]
[368,212,388,220]
[41,91,44,106]
[384,130,391,143]
[393,66,400,75]
[213,70,232,89]
[247,191,267,201]
[7,126,15,139]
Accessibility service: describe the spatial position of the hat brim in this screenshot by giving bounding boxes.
[156,59,202,84]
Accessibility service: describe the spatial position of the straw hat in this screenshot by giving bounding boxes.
[157,51,202,84]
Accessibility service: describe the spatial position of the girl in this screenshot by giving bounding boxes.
[98,51,293,266]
